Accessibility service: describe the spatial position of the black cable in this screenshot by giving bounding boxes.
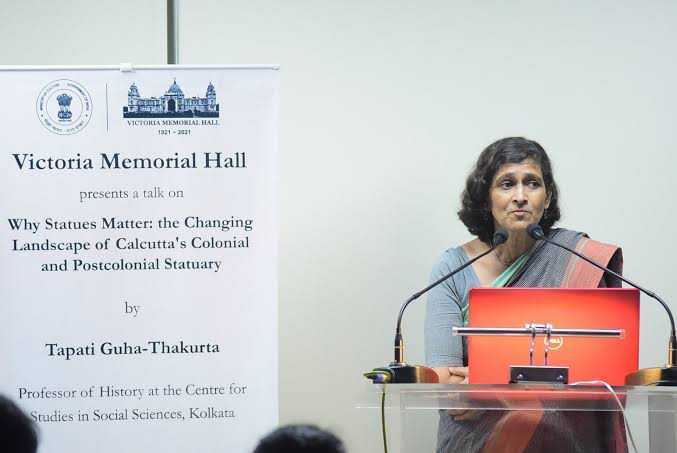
[381,384,388,453]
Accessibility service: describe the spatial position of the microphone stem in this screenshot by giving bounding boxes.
[539,236,677,366]
[393,245,496,364]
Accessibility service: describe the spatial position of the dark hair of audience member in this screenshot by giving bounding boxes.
[0,395,39,453]
[253,424,346,453]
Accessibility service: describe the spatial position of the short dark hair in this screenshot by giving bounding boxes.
[458,137,561,244]
[0,395,38,453]
[253,424,346,453]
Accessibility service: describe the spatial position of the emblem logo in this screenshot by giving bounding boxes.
[56,93,73,120]
[36,79,93,135]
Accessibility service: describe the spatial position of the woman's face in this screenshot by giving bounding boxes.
[489,158,550,234]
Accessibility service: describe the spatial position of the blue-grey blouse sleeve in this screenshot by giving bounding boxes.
[424,247,477,367]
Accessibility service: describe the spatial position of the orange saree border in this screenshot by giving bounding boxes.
[562,237,623,288]
[480,402,544,453]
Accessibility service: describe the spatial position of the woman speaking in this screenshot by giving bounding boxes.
[425,137,625,452]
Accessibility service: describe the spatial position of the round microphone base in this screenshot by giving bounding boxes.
[365,364,439,384]
[387,364,439,383]
[625,366,677,386]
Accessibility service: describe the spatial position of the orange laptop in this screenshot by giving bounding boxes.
[467,288,640,385]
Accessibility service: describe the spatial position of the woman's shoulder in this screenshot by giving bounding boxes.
[434,244,467,268]
[547,227,586,248]
[460,238,489,260]
[550,227,620,249]
[432,239,484,275]
[547,227,623,285]
[549,227,582,238]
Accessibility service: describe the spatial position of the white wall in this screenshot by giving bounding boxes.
[0,0,166,65]
[3,1,677,452]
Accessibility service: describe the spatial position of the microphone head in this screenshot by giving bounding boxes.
[527,224,545,239]
[492,229,509,246]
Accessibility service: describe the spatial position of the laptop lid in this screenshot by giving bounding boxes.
[467,288,639,385]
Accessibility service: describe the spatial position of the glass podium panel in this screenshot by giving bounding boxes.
[357,384,677,453]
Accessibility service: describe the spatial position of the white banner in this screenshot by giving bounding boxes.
[0,65,279,452]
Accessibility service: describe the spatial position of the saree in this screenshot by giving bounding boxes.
[436,228,627,453]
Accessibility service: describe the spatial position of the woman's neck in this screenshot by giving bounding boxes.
[494,230,534,266]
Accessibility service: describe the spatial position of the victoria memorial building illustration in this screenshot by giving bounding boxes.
[123,79,219,118]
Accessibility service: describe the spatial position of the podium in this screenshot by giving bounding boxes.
[358,384,677,452]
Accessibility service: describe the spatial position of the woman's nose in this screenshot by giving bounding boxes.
[513,185,527,205]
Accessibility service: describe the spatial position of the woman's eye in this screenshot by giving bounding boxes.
[499,180,513,189]
[528,180,542,188]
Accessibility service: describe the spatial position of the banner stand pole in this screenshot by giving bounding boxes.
[167,0,179,64]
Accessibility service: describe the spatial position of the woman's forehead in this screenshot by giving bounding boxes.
[494,158,542,177]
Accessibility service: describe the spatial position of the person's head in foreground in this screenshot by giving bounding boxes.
[458,136,560,244]
[0,395,38,453]
[253,424,346,453]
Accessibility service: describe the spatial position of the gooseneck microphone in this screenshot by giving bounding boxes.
[365,229,509,384]
[527,224,677,385]
[394,228,509,364]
